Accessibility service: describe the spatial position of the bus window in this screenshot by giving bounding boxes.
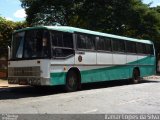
[97,37,111,51]
[24,31,38,58]
[51,31,74,58]
[23,30,50,58]
[12,32,25,59]
[137,43,146,54]
[112,39,125,52]
[97,37,105,51]
[86,35,95,50]
[52,32,63,47]
[41,31,51,57]
[126,41,136,53]
[150,45,154,55]
[63,33,73,48]
[146,44,154,55]
[77,34,86,49]
[77,34,95,50]
[104,38,112,51]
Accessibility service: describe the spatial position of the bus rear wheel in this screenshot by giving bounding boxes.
[132,69,141,84]
[65,70,79,92]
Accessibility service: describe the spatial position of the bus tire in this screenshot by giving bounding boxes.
[65,70,79,92]
[132,68,141,84]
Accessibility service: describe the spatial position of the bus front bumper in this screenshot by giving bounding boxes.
[8,77,51,86]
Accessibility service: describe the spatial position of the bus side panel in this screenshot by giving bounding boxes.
[127,55,156,78]
[97,52,112,64]
[79,65,130,83]
[80,56,155,83]
[113,54,126,64]
[127,54,138,65]
[50,57,75,85]
[127,54,138,78]
[138,56,156,77]
[79,66,109,83]
[75,51,96,65]
[49,56,156,86]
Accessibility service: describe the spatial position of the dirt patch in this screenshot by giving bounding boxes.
[0,79,8,88]
[143,75,160,80]
[0,79,23,88]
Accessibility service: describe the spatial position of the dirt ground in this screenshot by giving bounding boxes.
[0,79,22,88]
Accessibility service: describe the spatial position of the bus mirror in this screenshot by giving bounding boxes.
[8,46,11,60]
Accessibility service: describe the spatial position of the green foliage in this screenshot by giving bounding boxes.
[0,16,27,58]
[21,0,160,42]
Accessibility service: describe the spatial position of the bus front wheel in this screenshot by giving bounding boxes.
[65,70,79,92]
[132,69,141,84]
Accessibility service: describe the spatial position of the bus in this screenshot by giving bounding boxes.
[8,26,156,92]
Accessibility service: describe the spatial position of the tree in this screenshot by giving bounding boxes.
[0,17,27,58]
[21,0,75,26]
[21,0,160,41]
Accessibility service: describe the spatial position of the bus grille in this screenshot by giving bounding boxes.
[8,67,41,77]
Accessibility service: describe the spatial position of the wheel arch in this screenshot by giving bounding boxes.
[66,67,81,87]
[133,67,140,76]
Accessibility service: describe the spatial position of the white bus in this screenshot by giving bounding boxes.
[8,26,156,91]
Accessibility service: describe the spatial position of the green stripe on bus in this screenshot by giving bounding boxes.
[50,56,155,85]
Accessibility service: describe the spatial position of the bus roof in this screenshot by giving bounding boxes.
[14,26,153,44]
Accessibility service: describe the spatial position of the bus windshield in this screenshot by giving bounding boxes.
[11,30,51,60]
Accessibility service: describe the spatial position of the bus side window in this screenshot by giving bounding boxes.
[51,31,74,58]
[104,37,111,51]
[97,37,112,51]
[86,35,95,50]
[52,32,63,47]
[63,33,73,48]
[137,43,146,54]
[77,34,95,50]
[77,34,86,49]
[150,45,154,55]
[97,37,105,51]
[112,39,125,53]
[126,41,136,53]
[144,44,154,55]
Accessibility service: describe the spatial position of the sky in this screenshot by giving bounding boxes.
[0,0,26,21]
[143,0,160,7]
[0,0,160,22]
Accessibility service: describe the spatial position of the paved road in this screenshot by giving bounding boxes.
[0,78,160,114]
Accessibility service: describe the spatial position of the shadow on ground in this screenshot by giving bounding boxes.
[0,79,159,100]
